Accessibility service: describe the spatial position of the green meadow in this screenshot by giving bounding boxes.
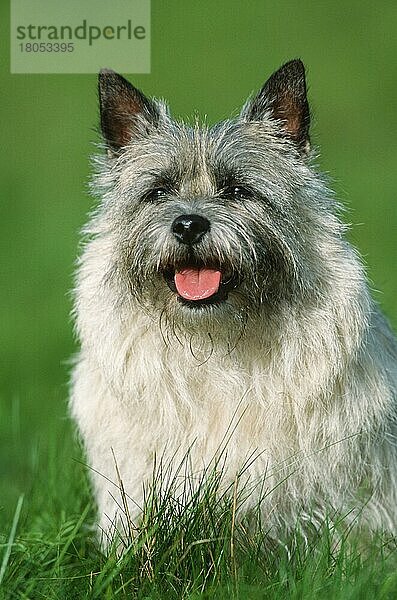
[1,1,396,597]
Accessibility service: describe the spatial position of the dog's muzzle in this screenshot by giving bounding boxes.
[161,214,239,307]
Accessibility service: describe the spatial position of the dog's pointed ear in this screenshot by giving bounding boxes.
[98,69,160,153]
[241,59,310,153]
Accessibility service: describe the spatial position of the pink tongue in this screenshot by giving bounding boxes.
[174,268,222,300]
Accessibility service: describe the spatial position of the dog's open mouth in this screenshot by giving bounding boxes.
[162,266,239,307]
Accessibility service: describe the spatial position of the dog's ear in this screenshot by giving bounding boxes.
[241,59,310,153]
[98,69,160,153]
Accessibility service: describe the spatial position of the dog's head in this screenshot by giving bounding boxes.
[87,61,340,341]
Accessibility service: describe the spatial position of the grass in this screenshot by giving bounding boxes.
[2,408,397,600]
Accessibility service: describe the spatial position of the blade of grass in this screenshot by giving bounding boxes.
[0,494,24,587]
[54,503,91,571]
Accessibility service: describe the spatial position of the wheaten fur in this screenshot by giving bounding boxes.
[70,61,397,543]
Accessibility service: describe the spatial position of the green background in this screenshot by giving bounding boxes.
[1,1,396,527]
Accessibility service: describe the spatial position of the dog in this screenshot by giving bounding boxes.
[70,59,397,545]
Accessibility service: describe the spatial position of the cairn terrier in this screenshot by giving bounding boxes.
[71,60,397,543]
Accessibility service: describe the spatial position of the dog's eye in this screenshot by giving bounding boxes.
[224,186,253,200]
[143,187,168,202]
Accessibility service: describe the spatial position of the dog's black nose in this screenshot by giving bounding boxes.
[171,214,210,245]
